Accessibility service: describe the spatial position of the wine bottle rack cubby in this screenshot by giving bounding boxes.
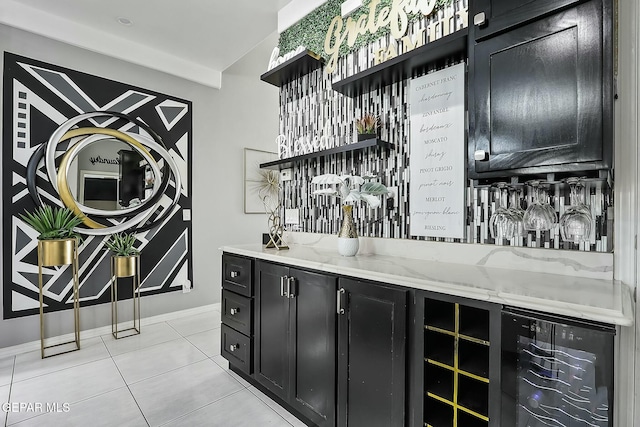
[424,298,491,427]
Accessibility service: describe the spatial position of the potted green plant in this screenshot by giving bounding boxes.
[355,114,379,141]
[20,205,84,266]
[105,233,140,278]
[311,174,390,256]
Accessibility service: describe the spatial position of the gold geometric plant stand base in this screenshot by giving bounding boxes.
[38,238,80,359]
[110,255,141,339]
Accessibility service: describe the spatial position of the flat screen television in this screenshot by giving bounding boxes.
[83,177,118,201]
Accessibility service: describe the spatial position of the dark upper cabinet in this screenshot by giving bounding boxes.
[471,0,583,40]
[468,0,613,178]
[254,261,337,427]
[337,278,407,427]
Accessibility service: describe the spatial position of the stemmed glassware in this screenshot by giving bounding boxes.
[489,182,517,240]
[507,186,525,238]
[559,178,592,243]
[523,181,557,232]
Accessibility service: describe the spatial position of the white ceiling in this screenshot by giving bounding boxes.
[0,0,292,88]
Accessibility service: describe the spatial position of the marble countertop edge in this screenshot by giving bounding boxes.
[220,244,634,327]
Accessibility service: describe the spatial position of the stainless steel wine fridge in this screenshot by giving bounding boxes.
[501,308,615,427]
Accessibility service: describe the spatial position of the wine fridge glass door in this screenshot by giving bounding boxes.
[501,309,615,427]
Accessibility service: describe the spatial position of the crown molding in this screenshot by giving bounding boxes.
[0,0,222,89]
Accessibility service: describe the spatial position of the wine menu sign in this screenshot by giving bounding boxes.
[409,63,465,239]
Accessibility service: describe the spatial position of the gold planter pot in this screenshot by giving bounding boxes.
[38,238,76,266]
[113,255,138,278]
[37,237,80,358]
[110,254,141,339]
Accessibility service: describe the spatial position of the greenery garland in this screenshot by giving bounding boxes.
[279,0,452,59]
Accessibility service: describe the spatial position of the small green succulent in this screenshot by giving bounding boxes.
[356,114,379,134]
[105,233,140,257]
[19,205,84,241]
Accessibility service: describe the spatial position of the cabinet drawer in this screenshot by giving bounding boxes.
[221,290,252,336]
[222,254,253,297]
[221,324,252,375]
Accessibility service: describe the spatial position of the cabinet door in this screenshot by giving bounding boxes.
[472,0,581,40]
[337,278,407,427]
[289,268,337,427]
[469,0,612,178]
[254,262,290,401]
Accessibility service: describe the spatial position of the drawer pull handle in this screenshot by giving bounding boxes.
[230,271,240,278]
[230,308,240,316]
[229,343,239,352]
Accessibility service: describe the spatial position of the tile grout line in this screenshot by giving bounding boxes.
[246,386,300,427]
[110,348,151,427]
[122,352,210,387]
[11,358,112,386]
[4,356,16,427]
[155,388,247,427]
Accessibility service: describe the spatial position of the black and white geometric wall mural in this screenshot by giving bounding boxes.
[2,52,193,319]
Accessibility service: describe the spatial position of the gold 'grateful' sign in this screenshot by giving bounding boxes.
[324,0,439,73]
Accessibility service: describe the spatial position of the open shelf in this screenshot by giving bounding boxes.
[458,340,490,379]
[459,305,490,343]
[457,411,488,427]
[260,50,325,87]
[259,138,393,170]
[425,330,455,366]
[332,28,468,97]
[457,375,489,418]
[425,362,454,402]
[425,299,455,332]
[424,396,454,427]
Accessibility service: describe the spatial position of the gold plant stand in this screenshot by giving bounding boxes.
[111,255,141,339]
[38,238,80,359]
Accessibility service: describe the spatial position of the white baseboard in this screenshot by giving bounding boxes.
[0,303,221,359]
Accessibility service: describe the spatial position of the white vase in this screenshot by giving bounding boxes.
[337,237,359,257]
[337,205,359,257]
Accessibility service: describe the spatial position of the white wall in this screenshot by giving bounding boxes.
[614,0,639,425]
[278,0,328,32]
[0,24,279,348]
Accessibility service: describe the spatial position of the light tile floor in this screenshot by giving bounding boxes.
[0,308,306,427]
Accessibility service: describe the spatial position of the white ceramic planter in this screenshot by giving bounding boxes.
[337,237,359,257]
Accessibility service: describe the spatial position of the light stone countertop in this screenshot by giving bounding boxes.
[221,243,634,327]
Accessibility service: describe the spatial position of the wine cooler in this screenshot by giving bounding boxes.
[501,308,615,427]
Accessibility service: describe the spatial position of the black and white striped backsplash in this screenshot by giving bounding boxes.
[277,0,611,252]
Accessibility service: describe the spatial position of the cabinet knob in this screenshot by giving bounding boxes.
[473,12,486,26]
[230,308,239,316]
[474,150,489,161]
[230,271,240,278]
[229,343,239,352]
